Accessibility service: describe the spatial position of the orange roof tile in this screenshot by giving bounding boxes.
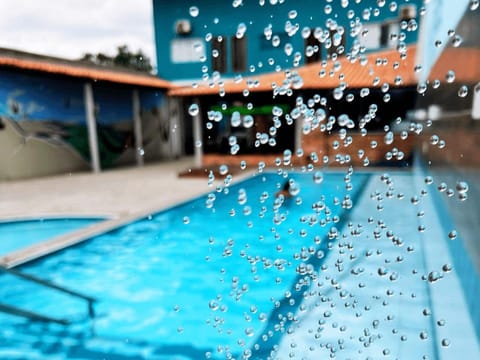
[0,51,174,89]
[169,45,480,97]
[428,47,480,84]
[169,46,418,97]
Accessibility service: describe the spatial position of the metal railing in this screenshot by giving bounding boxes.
[0,265,97,325]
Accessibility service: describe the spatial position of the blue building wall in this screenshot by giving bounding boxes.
[153,0,422,82]
[0,69,163,124]
[0,68,164,167]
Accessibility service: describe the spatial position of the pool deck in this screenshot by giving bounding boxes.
[0,157,253,267]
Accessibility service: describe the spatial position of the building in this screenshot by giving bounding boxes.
[153,0,422,83]
[0,48,177,180]
[152,0,424,169]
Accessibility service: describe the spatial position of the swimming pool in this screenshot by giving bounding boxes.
[0,218,103,256]
[0,169,478,359]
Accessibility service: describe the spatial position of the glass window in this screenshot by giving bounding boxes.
[304,31,321,64]
[327,29,345,58]
[170,38,205,63]
[231,36,247,73]
[211,35,226,73]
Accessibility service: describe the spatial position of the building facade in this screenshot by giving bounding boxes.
[154,0,424,168]
[153,0,422,83]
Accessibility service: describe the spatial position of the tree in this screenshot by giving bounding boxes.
[80,45,153,73]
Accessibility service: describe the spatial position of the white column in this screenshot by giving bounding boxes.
[132,89,144,166]
[83,82,101,173]
[192,97,202,168]
[472,82,480,120]
[294,115,303,152]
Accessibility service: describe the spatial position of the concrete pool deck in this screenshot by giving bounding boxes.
[0,157,210,220]
[0,157,248,267]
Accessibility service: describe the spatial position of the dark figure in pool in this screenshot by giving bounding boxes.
[276,180,292,199]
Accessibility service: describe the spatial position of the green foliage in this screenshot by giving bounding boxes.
[80,45,153,73]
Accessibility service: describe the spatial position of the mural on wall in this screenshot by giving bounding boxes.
[0,69,164,168]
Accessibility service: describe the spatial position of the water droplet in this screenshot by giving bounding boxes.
[188,103,199,116]
[452,34,463,47]
[442,263,453,272]
[272,35,281,47]
[243,115,254,128]
[288,9,297,19]
[209,300,219,310]
[456,181,469,194]
[428,271,442,283]
[333,87,344,100]
[458,85,469,98]
[419,331,429,340]
[189,6,199,17]
[360,88,370,97]
[245,327,254,337]
[417,82,427,94]
[441,338,451,347]
[231,111,241,127]
[448,230,457,240]
[378,267,388,276]
[219,164,229,175]
[446,70,455,83]
[183,216,190,225]
[313,171,323,184]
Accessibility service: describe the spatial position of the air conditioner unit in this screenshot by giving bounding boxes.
[399,5,417,21]
[175,19,192,35]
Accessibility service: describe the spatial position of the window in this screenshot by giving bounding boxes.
[170,38,205,63]
[231,36,247,73]
[327,30,345,58]
[304,31,321,64]
[211,36,226,73]
[358,22,399,50]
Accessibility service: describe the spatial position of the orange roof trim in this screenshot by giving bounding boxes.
[0,56,174,89]
[169,45,480,97]
[169,46,418,97]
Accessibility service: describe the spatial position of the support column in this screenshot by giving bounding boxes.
[294,115,303,152]
[472,82,480,120]
[132,89,144,166]
[83,82,101,173]
[192,97,203,168]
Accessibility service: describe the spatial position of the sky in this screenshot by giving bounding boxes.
[0,0,156,67]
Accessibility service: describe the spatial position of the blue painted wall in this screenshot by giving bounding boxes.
[0,68,164,166]
[153,0,422,82]
[0,69,163,125]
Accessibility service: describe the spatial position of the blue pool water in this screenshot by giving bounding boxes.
[0,218,103,256]
[0,171,369,359]
[1,170,478,360]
